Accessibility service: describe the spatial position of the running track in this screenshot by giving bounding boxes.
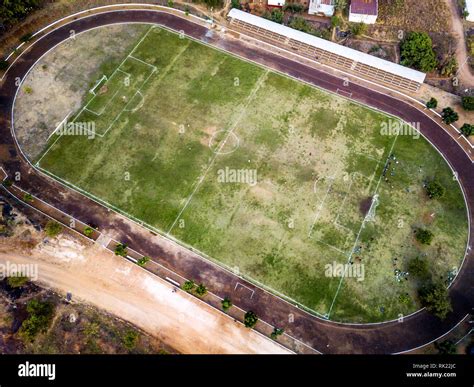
[0,9,472,354]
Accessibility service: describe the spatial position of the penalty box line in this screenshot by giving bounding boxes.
[326,134,400,319]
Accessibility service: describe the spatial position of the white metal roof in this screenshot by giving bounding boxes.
[466,0,474,22]
[228,9,426,84]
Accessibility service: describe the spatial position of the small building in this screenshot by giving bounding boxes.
[466,0,474,22]
[268,0,286,6]
[308,0,335,16]
[349,0,378,24]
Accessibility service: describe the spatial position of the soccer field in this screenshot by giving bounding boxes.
[35,25,468,322]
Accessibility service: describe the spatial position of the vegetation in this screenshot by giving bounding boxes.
[122,329,139,350]
[419,282,452,319]
[270,327,284,340]
[181,280,195,292]
[289,17,313,34]
[407,256,430,280]
[0,60,8,71]
[460,123,474,137]
[425,180,445,199]
[441,107,459,124]
[435,340,457,354]
[44,220,62,238]
[426,97,438,109]
[0,0,43,29]
[244,311,258,328]
[461,96,474,111]
[334,0,347,11]
[19,32,33,43]
[230,0,241,10]
[114,243,128,257]
[221,297,232,311]
[23,193,33,202]
[415,228,434,245]
[400,32,437,72]
[195,283,208,297]
[263,8,284,24]
[19,299,55,341]
[350,22,367,37]
[331,15,342,28]
[137,256,150,267]
[283,3,304,13]
[440,57,458,77]
[7,275,29,288]
[83,226,94,237]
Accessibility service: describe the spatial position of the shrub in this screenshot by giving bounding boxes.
[461,96,474,111]
[83,226,94,237]
[195,283,208,296]
[230,0,241,9]
[221,297,232,311]
[19,32,33,43]
[122,330,139,350]
[331,15,342,28]
[137,256,150,267]
[441,107,459,124]
[19,299,55,341]
[284,3,304,13]
[435,340,457,354]
[44,220,62,238]
[182,280,195,292]
[400,32,437,72]
[289,17,313,34]
[350,22,367,36]
[407,256,430,280]
[7,275,29,288]
[415,228,434,245]
[23,193,33,202]
[425,180,445,199]
[460,123,474,137]
[426,97,438,109]
[0,60,8,71]
[24,86,33,94]
[114,243,128,257]
[271,327,284,339]
[244,311,258,328]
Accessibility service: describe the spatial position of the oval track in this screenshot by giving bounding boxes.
[0,9,472,354]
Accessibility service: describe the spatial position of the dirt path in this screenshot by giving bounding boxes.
[0,239,290,354]
[445,0,474,87]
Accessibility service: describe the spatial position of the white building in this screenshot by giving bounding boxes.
[268,0,286,6]
[466,0,474,22]
[349,0,378,24]
[308,0,335,16]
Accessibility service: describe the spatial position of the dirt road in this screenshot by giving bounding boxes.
[0,237,290,354]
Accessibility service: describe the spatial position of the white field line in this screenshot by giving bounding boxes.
[89,74,107,95]
[308,176,335,237]
[234,282,255,299]
[85,85,125,116]
[0,167,8,181]
[166,69,270,235]
[326,134,399,318]
[128,54,158,70]
[8,17,471,328]
[313,239,348,257]
[333,178,354,227]
[47,110,71,140]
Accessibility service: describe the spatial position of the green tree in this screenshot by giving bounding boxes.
[23,193,33,202]
[331,15,342,28]
[425,180,445,199]
[44,220,62,238]
[426,97,438,109]
[283,3,304,13]
[289,17,313,33]
[182,280,195,292]
[263,8,284,24]
[137,256,150,267]
[19,299,55,341]
[460,123,474,137]
[230,0,241,10]
[7,275,29,288]
[400,32,438,72]
[435,340,457,354]
[419,282,452,319]
[350,22,367,36]
[440,57,457,77]
[221,297,232,311]
[407,256,430,280]
[114,243,128,257]
[462,96,474,111]
[122,329,139,350]
[244,311,258,328]
[441,107,459,124]
[270,327,284,340]
[83,226,94,237]
[335,0,347,11]
[195,283,208,296]
[415,228,434,245]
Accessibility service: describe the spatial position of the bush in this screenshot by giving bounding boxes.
[284,3,304,13]
[114,243,128,257]
[83,226,94,237]
[425,180,445,199]
[289,17,313,34]
[221,297,232,311]
[461,96,474,111]
[435,340,457,354]
[195,283,208,296]
[244,311,258,328]
[415,228,434,245]
[122,330,139,350]
[400,32,438,72]
[426,97,438,109]
[407,256,430,280]
[440,57,458,77]
[7,276,29,288]
[44,220,62,238]
[263,8,284,24]
[23,193,33,202]
[271,327,284,340]
[230,0,241,9]
[350,22,367,36]
[182,280,195,292]
[137,256,150,267]
[19,299,55,341]
[331,15,342,28]
[460,123,474,137]
[419,282,452,319]
[441,107,459,124]
[19,32,33,43]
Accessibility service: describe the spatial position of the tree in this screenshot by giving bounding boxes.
[182,280,195,292]
[0,0,43,27]
[263,8,284,24]
[331,15,342,28]
[407,256,430,280]
[137,256,150,267]
[425,180,445,199]
[289,17,313,34]
[334,0,347,11]
[440,57,458,77]
[0,60,8,71]
[19,299,55,341]
[221,297,232,311]
[441,107,459,124]
[415,228,434,245]
[230,0,241,10]
[435,340,457,355]
[44,220,62,238]
[283,3,304,13]
[23,193,33,202]
[426,97,438,109]
[114,243,128,257]
[195,283,208,296]
[244,311,258,328]
[202,0,224,9]
[350,22,367,37]
[122,330,139,350]
[419,282,452,319]
[271,327,284,340]
[462,96,474,111]
[7,275,29,288]
[83,226,94,237]
[460,123,474,137]
[400,32,437,72]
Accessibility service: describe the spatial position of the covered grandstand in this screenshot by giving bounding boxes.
[227,9,426,92]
